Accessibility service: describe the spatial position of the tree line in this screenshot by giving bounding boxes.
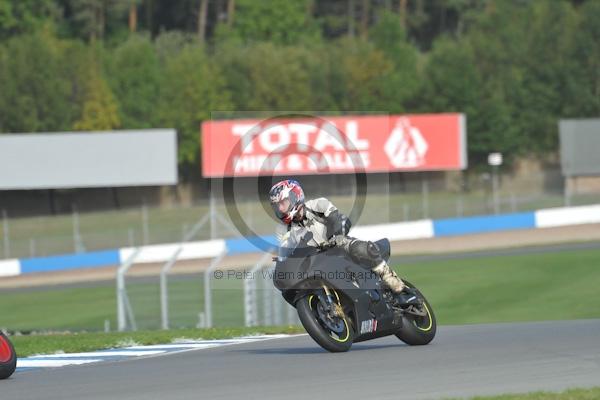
[0,0,598,172]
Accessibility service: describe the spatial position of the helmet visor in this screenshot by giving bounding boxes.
[271,198,291,220]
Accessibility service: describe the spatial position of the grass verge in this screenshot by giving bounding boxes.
[398,247,600,325]
[2,246,600,331]
[10,325,305,357]
[452,387,600,399]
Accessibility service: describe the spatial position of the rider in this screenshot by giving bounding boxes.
[269,179,412,299]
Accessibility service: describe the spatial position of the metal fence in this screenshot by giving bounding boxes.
[116,252,299,332]
[1,169,599,261]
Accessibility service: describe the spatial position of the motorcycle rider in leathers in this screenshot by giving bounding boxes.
[269,179,415,302]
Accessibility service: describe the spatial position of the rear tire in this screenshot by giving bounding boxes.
[0,332,17,379]
[297,293,353,353]
[395,281,436,346]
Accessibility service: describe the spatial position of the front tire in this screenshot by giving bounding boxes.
[0,332,17,379]
[395,281,436,346]
[297,292,353,353]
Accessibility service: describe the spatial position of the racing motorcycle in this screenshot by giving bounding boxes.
[0,332,16,379]
[273,228,436,352]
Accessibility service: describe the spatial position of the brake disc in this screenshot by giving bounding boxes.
[317,302,345,332]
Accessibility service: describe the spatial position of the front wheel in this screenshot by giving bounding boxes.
[395,280,436,346]
[0,332,17,379]
[296,290,354,353]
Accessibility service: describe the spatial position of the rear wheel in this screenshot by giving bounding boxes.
[395,280,436,346]
[297,289,354,353]
[0,332,16,379]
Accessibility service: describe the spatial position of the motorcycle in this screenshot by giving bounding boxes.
[0,332,16,379]
[273,228,436,352]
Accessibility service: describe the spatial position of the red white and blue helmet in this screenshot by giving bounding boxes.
[269,179,305,224]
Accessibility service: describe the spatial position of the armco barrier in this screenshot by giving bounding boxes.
[432,212,536,237]
[0,259,20,277]
[118,240,227,264]
[19,250,121,274]
[225,235,278,255]
[350,220,434,242]
[1,204,598,278]
[535,204,600,228]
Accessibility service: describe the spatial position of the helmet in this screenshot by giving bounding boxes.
[269,179,305,224]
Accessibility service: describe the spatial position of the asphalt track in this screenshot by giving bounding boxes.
[4,319,600,400]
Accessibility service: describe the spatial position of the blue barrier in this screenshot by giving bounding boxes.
[6,204,595,277]
[225,235,278,254]
[432,212,536,237]
[19,250,121,274]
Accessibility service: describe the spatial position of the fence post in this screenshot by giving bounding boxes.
[421,174,429,218]
[243,270,254,327]
[210,193,216,240]
[160,247,183,330]
[456,195,464,217]
[510,192,517,212]
[29,238,36,258]
[128,228,135,247]
[117,248,141,331]
[72,205,85,253]
[204,250,227,328]
[2,210,9,259]
[262,270,273,326]
[142,203,149,245]
[492,166,500,214]
[273,280,282,326]
[564,178,572,207]
[245,252,273,327]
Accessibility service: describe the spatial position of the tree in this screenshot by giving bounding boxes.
[216,0,320,45]
[108,34,160,128]
[0,30,73,133]
[73,52,121,131]
[128,0,142,33]
[462,1,530,162]
[417,35,527,166]
[71,0,131,42]
[0,0,59,39]
[154,30,193,65]
[370,10,420,112]
[157,44,232,164]
[220,42,317,111]
[326,38,394,111]
[565,0,600,118]
[515,0,579,153]
[197,0,208,42]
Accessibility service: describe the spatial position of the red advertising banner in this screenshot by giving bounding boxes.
[201,114,466,177]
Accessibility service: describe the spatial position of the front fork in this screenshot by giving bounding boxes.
[317,284,344,318]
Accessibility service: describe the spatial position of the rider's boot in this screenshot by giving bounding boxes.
[372,261,420,305]
[372,260,405,293]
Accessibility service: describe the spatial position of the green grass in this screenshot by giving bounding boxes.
[0,275,247,331]
[10,326,305,357]
[451,387,600,399]
[398,248,600,325]
[2,247,600,332]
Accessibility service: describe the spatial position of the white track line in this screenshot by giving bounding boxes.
[17,359,102,368]
[124,344,221,350]
[33,350,166,358]
[15,334,300,373]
